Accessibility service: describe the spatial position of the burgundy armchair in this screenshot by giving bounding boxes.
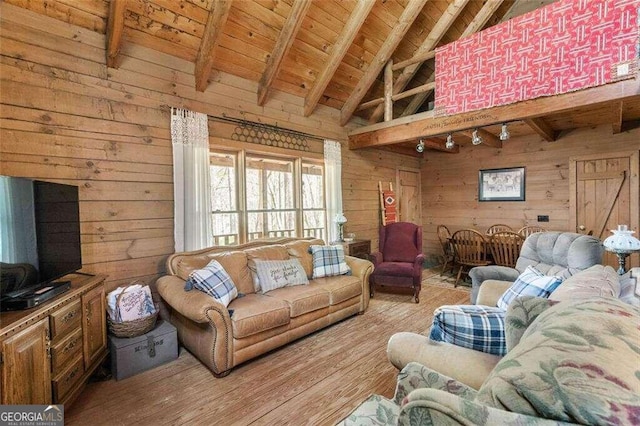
[368,222,425,303]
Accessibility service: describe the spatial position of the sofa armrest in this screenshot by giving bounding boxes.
[345,256,374,311]
[469,265,520,304]
[156,275,229,323]
[414,254,426,275]
[394,362,477,405]
[476,280,512,306]
[400,388,561,425]
[387,332,501,390]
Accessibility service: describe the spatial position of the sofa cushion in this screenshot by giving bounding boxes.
[284,238,324,279]
[245,245,290,292]
[429,305,507,356]
[504,296,556,352]
[309,245,350,278]
[312,275,362,305]
[550,264,620,302]
[264,285,330,317]
[175,251,254,295]
[184,260,239,307]
[497,265,562,309]
[619,267,640,307]
[254,258,309,293]
[476,297,640,424]
[228,293,290,339]
[371,262,414,277]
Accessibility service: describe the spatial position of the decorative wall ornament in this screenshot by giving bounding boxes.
[479,167,526,202]
[230,120,310,152]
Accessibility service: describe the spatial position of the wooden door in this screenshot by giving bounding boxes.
[570,151,639,270]
[1,318,51,404]
[82,285,107,370]
[396,168,421,224]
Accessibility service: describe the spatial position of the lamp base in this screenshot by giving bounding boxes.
[614,252,629,275]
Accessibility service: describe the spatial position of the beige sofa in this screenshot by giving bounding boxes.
[156,238,373,377]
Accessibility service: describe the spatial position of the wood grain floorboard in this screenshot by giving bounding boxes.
[67,273,470,426]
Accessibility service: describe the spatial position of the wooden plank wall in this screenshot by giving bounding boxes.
[0,3,410,293]
[421,124,640,266]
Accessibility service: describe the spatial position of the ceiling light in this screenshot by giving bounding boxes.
[416,139,425,153]
[471,129,483,145]
[445,134,455,149]
[499,123,510,141]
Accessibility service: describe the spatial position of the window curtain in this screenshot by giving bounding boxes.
[324,140,343,243]
[171,108,213,252]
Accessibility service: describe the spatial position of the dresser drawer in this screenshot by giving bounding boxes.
[52,354,84,402]
[348,240,371,259]
[51,328,83,376]
[50,300,82,340]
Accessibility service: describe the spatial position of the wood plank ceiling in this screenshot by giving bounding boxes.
[7,0,640,156]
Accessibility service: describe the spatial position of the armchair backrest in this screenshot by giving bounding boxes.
[380,222,422,263]
[516,232,603,278]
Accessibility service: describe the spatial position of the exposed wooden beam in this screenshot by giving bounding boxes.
[194,0,232,92]
[258,0,311,106]
[304,0,375,117]
[461,128,502,148]
[421,138,460,153]
[348,78,640,149]
[384,60,393,121]
[400,0,506,117]
[621,119,640,133]
[358,82,437,111]
[369,0,470,123]
[106,0,127,68]
[612,101,623,134]
[524,117,557,141]
[392,51,436,72]
[339,0,429,126]
[375,144,426,158]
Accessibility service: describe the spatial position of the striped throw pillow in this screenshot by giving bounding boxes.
[184,259,238,307]
[496,265,562,310]
[309,245,351,279]
[255,258,309,293]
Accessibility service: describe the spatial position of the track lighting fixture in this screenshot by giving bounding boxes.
[445,134,455,149]
[499,123,510,141]
[471,128,483,145]
[416,139,425,153]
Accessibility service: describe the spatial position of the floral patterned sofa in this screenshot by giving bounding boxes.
[339,266,640,425]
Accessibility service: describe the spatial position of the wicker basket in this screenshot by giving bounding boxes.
[108,283,158,338]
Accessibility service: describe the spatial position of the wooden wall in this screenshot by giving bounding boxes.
[421,125,640,266]
[0,4,410,293]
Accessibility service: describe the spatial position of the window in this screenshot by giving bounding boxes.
[210,150,325,244]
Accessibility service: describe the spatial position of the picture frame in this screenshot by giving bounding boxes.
[478,167,525,201]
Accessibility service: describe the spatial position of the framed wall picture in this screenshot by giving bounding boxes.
[479,167,525,201]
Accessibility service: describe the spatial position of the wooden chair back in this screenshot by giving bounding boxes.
[486,224,513,235]
[436,225,452,257]
[489,231,524,268]
[518,225,546,239]
[450,229,488,266]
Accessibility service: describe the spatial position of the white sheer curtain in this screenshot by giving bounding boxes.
[324,139,343,243]
[171,107,213,252]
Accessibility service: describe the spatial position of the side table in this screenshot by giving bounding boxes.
[333,239,371,260]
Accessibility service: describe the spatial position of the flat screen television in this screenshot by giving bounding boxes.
[0,175,82,292]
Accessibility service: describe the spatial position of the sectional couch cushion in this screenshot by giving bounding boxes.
[229,293,291,338]
[264,285,330,317]
[284,238,324,278]
[312,275,363,305]
[549,264,620,302]
[476,297,640,424]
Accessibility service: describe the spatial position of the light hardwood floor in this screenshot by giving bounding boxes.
[67,272,470,425]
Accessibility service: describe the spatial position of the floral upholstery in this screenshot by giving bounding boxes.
[339,296,640,425]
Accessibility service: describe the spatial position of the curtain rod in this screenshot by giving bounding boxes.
[207,115,325,142]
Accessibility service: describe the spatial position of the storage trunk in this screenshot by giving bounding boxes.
[108,320,178,380]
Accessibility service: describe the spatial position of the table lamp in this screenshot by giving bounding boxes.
[335,213,347,242]
[603,225,640,275]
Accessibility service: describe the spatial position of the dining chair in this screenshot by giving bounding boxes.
[518,225,546,239]
[488,231,524,268]
[449,229,491,287]
[436,225,455,276]
[486,224,513,235]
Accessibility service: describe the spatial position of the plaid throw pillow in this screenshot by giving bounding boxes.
[309,245,351,279]
[430,305,507,356]
[184,259,238,307]
[497,265,563,310]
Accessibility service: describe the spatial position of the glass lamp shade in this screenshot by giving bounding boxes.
[603,225,640,252]
[334,213,347,225]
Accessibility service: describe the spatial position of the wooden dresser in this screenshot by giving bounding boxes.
[0,274,107,406]
[334,239,371,260]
